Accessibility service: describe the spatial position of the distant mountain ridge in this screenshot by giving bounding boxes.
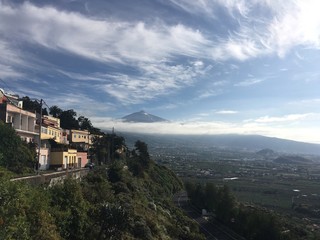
[274,155,313,164]
[122,110,167,123]
[119,133,320,156]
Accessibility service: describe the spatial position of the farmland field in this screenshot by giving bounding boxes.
[153,147,320,230]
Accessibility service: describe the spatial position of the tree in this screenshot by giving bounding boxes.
[78,116,93,131]
[216,185,236,223]
[59,109,79,130]
[49,105,63,118]
[0,179,61,240]
[82,168,114,204]
[128,140,151,177]
[21,96,48,115]
[91,134,109,165]
[0,122,36,173]
[78,115,102,134]
[91,134,126,165]
[49,179,89,240]
[205,182,218,211]
[134,140,151,168]
[94,203,129,239]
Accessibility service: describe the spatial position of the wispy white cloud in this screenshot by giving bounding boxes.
[211,36,264,61]
[168,0,216,17]
[247,113,318,124]
[0,2,216,104]
[48,92,115,117]
[234,78,265,87]
[0,40,26,78]
[266,0,320,57]
[2,0,320,68]
[0,3,211,64]
[14,87,47,99]
[0,64,22,78]
[97,61,209,104]
[168,0,249,18]
[196,89,224,100]
[57,70,108,82]
[2,0,319,85]
[196,79,228,100]
[215,110,238,114]
[169,0,320,60]
[289,98,320,106]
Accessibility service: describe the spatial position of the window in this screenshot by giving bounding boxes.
[74,134,77,138]
[41,127,47,134]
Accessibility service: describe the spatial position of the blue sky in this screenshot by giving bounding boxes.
[1,0,320,143]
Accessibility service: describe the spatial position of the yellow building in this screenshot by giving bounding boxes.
[70,129,91,144]
[40,115,62,143]
[50,148,78,169]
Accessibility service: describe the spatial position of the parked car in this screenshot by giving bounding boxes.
[85,162,95,169]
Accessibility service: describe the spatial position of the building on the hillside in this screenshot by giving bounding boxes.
[50,148,78,169]
[77,151,88,168]
[60,129,70,145]
[69,129,93,150]
[33,115,63,170]
[0,88,23,107]
[40,115,62,143]
[39,142,50,170]
[0,89,38,143]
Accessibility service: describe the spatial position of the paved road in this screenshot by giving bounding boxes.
[174,191,246,240]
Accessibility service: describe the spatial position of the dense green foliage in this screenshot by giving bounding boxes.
[21,96,48,115]
[0,122,36,173]
[186,181,320,240]
[90,134,126,165]
[0,178,61,240]
[49,105,101,133]
[0,137,204,239]
[0,165,202,239]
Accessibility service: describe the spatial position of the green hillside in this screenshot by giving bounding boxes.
[0,126,205,239]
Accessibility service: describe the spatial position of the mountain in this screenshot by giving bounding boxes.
[256,148,276,156]
[274,155,313,164]
[122,110,167,123]
[256,148,278,159]
[119,133,320,156]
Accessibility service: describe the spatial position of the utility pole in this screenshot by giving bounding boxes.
[37,99,43,174]
[111,127,115,162]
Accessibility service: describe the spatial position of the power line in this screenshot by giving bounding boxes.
[42,99,51,110]
[0,78,18,96]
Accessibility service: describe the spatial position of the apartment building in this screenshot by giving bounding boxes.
[40,115,62,143]
[50,148,78,169]
[69,129,92,150]
[0,89,38,143]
